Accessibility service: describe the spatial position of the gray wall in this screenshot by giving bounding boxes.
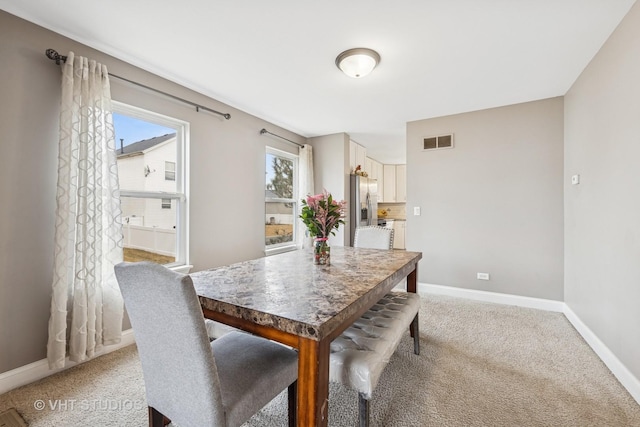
[564,1,640,381]
[0,10,305,373]
[406,97,565,301]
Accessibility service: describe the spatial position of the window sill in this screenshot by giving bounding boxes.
[265,244,297,257]
[170,264,193,274]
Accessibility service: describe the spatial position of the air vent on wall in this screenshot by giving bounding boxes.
[423,134,454,151]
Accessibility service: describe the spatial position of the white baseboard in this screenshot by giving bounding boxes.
[563,305,640,405]
[419,282,640,406]
[0,329,135,395]
[419,282,565,312]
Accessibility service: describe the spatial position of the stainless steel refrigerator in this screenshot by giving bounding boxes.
[349,174,378,246]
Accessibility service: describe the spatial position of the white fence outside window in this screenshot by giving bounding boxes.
[123,224,176,256]
[265,214,294,225]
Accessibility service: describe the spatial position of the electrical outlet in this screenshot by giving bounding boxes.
[413,207,421,216]
[477,272,490,280]
[571,174,580,185]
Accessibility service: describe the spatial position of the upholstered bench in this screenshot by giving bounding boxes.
[330,290,421,427]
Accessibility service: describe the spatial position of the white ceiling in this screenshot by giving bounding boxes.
[1,0,636,163]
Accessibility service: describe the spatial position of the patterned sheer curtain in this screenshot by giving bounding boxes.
[47,52,124,369]
[297,144,315,248]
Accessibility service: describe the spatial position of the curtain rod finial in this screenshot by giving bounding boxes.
[45,49,67,65]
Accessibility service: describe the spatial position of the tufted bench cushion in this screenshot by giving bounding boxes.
[329,291,421,400]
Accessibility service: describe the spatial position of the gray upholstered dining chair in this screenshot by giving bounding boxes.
[115,262,298,427]
[331,225,420,427]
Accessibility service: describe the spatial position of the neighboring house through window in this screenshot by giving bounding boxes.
[265,147,298,253]
[165,161,176,181]
[113,102,189,268]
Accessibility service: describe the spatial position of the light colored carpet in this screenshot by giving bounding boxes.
[1,294,639,426]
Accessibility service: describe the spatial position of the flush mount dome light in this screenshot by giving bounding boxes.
[335,48,380,78]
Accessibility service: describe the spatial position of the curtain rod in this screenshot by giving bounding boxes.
[260,128,304,148]
[45,49,231,120]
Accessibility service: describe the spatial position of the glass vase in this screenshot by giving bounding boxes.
[314,237,330,265]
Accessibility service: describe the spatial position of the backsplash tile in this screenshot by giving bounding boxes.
[379,203,406,220]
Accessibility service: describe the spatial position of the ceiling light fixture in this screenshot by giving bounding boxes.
[335,48,380,78]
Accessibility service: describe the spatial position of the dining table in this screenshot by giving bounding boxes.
[190,245,422,427]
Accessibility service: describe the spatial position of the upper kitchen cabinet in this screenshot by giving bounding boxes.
[349,140,387,200]
[382,164,406,202]
[349,140,367,174]
[365,157,382,180]
[366,157,383,200]
[365,157,373,178]
[396,164,406,202]
[376,162,384,201]
[383,165,396,202]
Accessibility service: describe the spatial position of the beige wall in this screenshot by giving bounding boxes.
[564,1,640,381]
[308,133,351,246]
[406,97,565,300]
[0,10,305,373]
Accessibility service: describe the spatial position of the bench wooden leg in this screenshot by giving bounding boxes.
[410,313,420,355]
[288,381,298,427]
[148,407,170,427]
[358,392,370,427]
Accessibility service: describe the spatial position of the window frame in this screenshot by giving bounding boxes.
[113,101,190,269]
[265,146,298,255]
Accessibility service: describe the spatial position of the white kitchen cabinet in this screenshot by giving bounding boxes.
[349,141,356,173]
[396,164,406,202]
[369,158,377,180]
[365,157,384,199]
[376,162,385,201]
[383,164,396,202]
[365,157,373,178]
[356,143,366,173]
[381,164,406,202]
[385,219,405,249]
[349,140,367,174]
[393,220,406,249]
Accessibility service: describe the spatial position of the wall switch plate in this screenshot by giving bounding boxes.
[571,174,580,185]
[477,272,490,280]
[413,207,421,216]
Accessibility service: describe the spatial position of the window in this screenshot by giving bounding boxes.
[113,102,189,268]
[165,161,176,181]
[265,147,298,251]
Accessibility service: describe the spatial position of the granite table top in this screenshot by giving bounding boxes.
[191,246,422,341]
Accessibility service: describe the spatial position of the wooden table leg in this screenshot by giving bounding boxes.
[297,337,330,426]
[408,265,418,338]
[407,264,418,293]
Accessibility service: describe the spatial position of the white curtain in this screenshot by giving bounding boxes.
[47,52,124,369]
[297,144,315,248]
